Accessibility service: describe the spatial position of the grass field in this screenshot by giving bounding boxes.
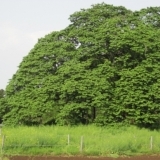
[0,125,160,156]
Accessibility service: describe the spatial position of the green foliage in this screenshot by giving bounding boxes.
[0,89,5,98]
[2,3,160,128]
[0,89,5,123]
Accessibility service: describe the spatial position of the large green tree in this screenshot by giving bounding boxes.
[2,3,160,128]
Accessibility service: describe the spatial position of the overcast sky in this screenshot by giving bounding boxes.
[0,0,160,89]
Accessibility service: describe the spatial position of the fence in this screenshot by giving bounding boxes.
[0,133,156,155]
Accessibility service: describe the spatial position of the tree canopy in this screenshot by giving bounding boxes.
[1,3,160,128]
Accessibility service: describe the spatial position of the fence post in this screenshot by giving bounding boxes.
[80,136,83,153]
[150,136,153,150]
[67,134,70,145]
[1,135,5,155]
[0,124,2,136]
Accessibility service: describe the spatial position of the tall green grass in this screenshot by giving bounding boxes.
[1,125,160,156]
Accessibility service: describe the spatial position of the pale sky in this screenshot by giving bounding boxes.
[0,0,160,89]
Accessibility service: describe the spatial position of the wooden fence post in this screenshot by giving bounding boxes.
[150,136,153,150]
[1,135,5,155]
[80,136,83,153]
[67,134,70,145]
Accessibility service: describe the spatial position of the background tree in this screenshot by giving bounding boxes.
[0,89,5,98]
[0,89,5,123]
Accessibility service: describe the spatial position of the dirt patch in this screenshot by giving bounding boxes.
[9,155,160,160]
